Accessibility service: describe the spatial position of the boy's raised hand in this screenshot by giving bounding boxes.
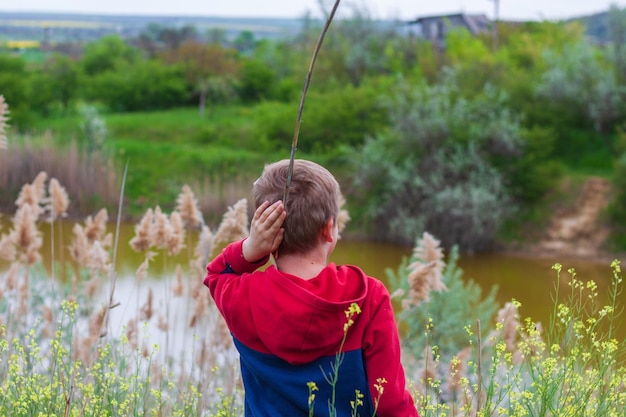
[242,200,286,262]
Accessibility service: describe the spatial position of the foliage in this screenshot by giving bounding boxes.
[349,77,523,251]
[78,104,107,154]
[197,76,238,117]
[237,58,276,103]
[388,241,499,360]
[80,35,140,77]
[160,40,239,87]
[84,60,190,112]
[0,54,32,128]
[536,40,626,135]
[2,10,626,245]
[254,80,388,155]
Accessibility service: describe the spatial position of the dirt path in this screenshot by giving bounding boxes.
[537,176,611,259]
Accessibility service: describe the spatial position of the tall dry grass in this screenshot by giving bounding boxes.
[0,95,8,151]
[0,172,249,415]
[0,135,119,216]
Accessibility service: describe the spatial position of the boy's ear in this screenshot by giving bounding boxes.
[321,218,335,242]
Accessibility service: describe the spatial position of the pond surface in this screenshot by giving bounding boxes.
[331,240,626,341]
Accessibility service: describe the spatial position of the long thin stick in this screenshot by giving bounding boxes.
[282,0,342,205]
[476,319,482,414]
[100,160,129,340]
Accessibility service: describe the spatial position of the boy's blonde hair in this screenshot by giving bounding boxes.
[253,159,340,255]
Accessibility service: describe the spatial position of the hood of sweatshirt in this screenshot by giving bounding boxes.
[240,263,368,365]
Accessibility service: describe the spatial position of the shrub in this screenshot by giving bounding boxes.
[388,232,499,360]
[84,60,189,112]
[350,77,522,251]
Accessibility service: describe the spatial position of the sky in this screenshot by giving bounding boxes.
[0,0,625,22]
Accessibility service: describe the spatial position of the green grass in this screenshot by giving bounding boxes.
[27,105,286,216]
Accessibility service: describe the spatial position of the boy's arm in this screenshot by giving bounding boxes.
[362,281,419,417]
[204,201,286,316]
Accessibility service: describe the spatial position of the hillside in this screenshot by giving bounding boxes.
[0,11,305,43]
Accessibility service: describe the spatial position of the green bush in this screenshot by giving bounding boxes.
[254,82,388,154]
[84,60,190,112]
[387,236,499,358]
[350,77,523,251]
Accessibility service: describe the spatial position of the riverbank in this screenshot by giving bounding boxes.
[500,175,626,265]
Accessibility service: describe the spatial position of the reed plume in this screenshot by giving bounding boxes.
[404,262,436,308]
[68,212,113,282]
[47,178,70,220]
[191,225,214,278]
[157,314,169,331]
[336,194,350,235]
[213,198,249,248]
[15,171,48,217]
[135,251,156,281]
[189,295,208,328]
[167,211,185,256]
[0,233,16,262]
[151,206,172,251]
[10,204,43,266]
[69,223,90,268]
[126,318,138,350]
[140,288,154,321]
[172,264,184,296]
[404,232,448,307]
[0,95,8,150]
[445,346,472,399]
[130,208,154,252]
[490,301,520,354]
[412,232,446,292]
[500,302,520,353]
[84,208,109,243]
[42,305,54,338]
[176,184,203,230]
[4,262,18,291]
[87,240,111,276]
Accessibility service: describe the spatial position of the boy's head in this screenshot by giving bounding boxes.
[253,159,340,255]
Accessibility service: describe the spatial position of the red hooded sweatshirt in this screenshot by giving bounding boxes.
[205,239,419,417]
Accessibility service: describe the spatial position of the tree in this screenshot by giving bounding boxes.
[196,76,236,116]
[85,60,189,111]
[160,40,239,114]
[0,54,31,127]
[81,35,140,76]
[233,30,257,54]
[237,58,275,103]
[44,53,79,111]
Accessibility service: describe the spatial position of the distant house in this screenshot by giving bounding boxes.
[405,13,492,48]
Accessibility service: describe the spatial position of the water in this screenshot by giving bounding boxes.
[2,217,625,341]
[331,240,626,341]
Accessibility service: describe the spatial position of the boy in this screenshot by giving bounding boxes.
[205,159,418,416]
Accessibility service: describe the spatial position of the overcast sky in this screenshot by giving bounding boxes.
[0,0,624,21]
